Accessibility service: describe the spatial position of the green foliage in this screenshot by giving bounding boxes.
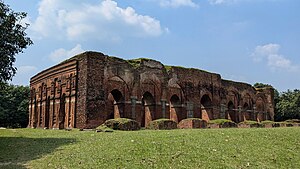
[239,120,260,125]
[284,119,300,123]
[0,1,33,84]
[0,83,29,128]
[100,118,140,131]
[209,119,234,125]
[253,82,273,88]
[260,120,275,124]
[95,125,114,132]
[254,82,280,102]
[275,89,300,121]
[1,128,300,168]
[146,118,177,130]
[127,58,151,69]
[164,65,172,72]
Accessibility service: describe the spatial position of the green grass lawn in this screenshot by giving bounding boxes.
[0,128,300,169]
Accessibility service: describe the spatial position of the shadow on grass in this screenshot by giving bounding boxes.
[0,137,76,169]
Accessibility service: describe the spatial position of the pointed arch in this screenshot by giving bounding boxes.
[242,102,252,121]
[107,89,125,119]
[142,92,156,127]
[59,93,66,129]
[170,94,184,123]
[256,96,265,122]
[201,94,213,121]
[227,101,238,122]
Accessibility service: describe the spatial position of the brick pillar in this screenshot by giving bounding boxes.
[161,99,167,118]
[220,104,226,119]
[131,96,137,119]
[238,106,242,122]
[28,104,32,128]
[186,102,194,118]
[253,106,257,121]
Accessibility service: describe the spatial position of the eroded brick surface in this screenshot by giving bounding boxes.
[29,52,275,129]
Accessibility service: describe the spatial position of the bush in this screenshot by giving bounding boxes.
[238,121,262,128]
[99,118,140,131]
[260,120,275,124]
[209,119,237,128]
[284,119,300,123]
[178,118,207,129]
[146,119,177,130]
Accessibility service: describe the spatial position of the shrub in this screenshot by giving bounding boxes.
[209,119,237,128]
[239,120,259,125]
[284,119,300,123]
[95,125,114,132]
[99,118,140,131]
[146,119,177,130]
[260,120,275,124]
[178,118,207,129]
[239,121,262,128]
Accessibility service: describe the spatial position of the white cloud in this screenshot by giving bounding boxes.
[18,66,38,74]
[208,0,278,5]
[31,0,166,41]
[159,0,198,8]
[208,0,237,5]
[251,43,299,72]
[49,44,84,63]
[12,66,38,85]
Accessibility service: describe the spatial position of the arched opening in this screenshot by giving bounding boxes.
[142,92,155,127]
[243,103,251,121]
[107,89,125,119]
[59,94,66,129]
[227,101,237,122]
[170,94,183,123]
[201,94,213,121]
[33,97,38,128]
[256,97,265,122]
[45,96,50,128]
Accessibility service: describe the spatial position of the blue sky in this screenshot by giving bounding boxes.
[5,0,300,92]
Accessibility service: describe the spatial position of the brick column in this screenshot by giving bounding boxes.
[253,106,257,121]
[186,101,194,118]
[131,96,137,119]
[161,99,167,118]
[238,106,242,122]
[220,104,226,119]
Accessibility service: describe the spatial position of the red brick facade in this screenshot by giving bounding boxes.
[28,52,275,129]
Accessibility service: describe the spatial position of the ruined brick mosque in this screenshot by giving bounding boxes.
[28,51,274,129]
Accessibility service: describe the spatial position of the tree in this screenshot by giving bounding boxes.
[0,83,30,128]
[0,1,33,85]
[275,89,300,121]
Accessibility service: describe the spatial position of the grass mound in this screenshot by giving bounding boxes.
[285,119,300,123]
[146,119,177,130]
[209,119,237,128]
[238,120,262,128]
[98,118,140,131]
[260,120,275,124]
[178,118,207,129]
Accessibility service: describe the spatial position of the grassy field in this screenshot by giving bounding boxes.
[0,128,300,169]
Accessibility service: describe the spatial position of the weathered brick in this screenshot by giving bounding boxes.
[28,51,275,129]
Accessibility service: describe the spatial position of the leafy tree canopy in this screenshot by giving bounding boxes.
[275,89,300,121]
[0,1,33,84]
[0,83,30,128]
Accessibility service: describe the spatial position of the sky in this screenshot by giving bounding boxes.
[5,0,300,92]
